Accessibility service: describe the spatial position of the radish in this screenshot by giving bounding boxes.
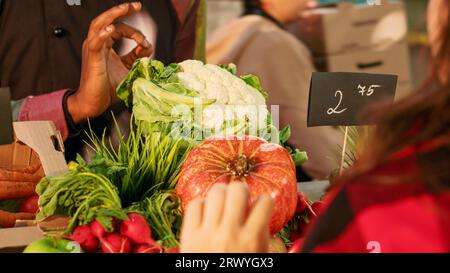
[165,247,180,253]
[296,192,309,214]
[132,244,161,253]
[70,225,99,253]
[90,219,115,240]
[120,213,158,246]
[101,233,131,253]
[288,238,304,253]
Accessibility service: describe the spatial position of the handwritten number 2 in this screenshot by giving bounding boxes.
[327,90,347,115]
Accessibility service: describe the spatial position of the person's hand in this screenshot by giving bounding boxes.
[180,183,273,253]
[67,2,153,124]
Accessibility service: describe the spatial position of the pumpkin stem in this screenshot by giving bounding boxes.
[228,154,253,176]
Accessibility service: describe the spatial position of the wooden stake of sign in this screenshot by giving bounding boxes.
[339,126,349,176]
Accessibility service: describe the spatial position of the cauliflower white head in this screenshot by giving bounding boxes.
[177,60,269,129]
[177,60,266,105]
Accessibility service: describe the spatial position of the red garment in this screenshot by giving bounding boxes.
[301,138,450,253]
[18,89,69,140]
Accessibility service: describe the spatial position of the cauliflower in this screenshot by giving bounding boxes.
[177,60,268,129]
[117,58,273,141]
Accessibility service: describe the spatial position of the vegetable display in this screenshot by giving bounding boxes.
[36,123,189,249]
[31,58,309,253]
[176,135,298,234]
[62,213,163,253]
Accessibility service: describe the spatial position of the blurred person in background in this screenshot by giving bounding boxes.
[0,0,205,160]
[182,0,450,253]
[207,0,343,181]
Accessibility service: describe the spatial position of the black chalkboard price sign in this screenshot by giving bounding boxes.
[307,72,398,127]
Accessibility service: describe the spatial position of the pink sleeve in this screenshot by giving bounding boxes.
[18,90,70,140]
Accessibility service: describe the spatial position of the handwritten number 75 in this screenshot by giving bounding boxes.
[327,90,347,115]
[358,84,381,96]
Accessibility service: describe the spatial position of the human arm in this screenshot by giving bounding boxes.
[12,2,153,140]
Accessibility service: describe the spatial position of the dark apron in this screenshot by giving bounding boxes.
[0,0,178,161]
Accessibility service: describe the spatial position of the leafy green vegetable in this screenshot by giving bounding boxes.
[278,126,308,166]
[291,150,309,166]
[279,126,292,144]
[130,190,182,249]
[84,117,193,207]
[0,199,24,213]
[116,59,147,106]
[240,74,268,99]
[219,63,237,75]
[116,59,188,107]
[36,114,193,240]
[36,162,124,232]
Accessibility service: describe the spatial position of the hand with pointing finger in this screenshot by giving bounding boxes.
[180,183,274,253]
[68,2,153,124]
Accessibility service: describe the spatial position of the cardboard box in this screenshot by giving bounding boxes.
[291,2,408,55]
[0,226,44,253]
[0,122,67,176]
[319,41,412,99]
[0,121,68,251]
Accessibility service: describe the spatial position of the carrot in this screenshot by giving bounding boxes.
[0,210,35,228]
[0,181,37,200]
[0,210,16,228]
[0,170,42,183]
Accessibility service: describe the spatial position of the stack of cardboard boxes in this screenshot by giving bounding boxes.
[291,2,412,99]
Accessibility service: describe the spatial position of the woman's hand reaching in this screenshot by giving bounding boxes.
[180,183,274,253]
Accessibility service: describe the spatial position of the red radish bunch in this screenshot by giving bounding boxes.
[68,213,164,253]
[164,247,180,253]
[101,234,131,253]
[287,193,327,244]
[70,225,99,253]
[90,220,107,240]
[296,192,309,214]
[90,218,115,240]
[120,213,162,253]
[132,244,161,253]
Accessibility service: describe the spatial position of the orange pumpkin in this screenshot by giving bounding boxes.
[176,136,298,234]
